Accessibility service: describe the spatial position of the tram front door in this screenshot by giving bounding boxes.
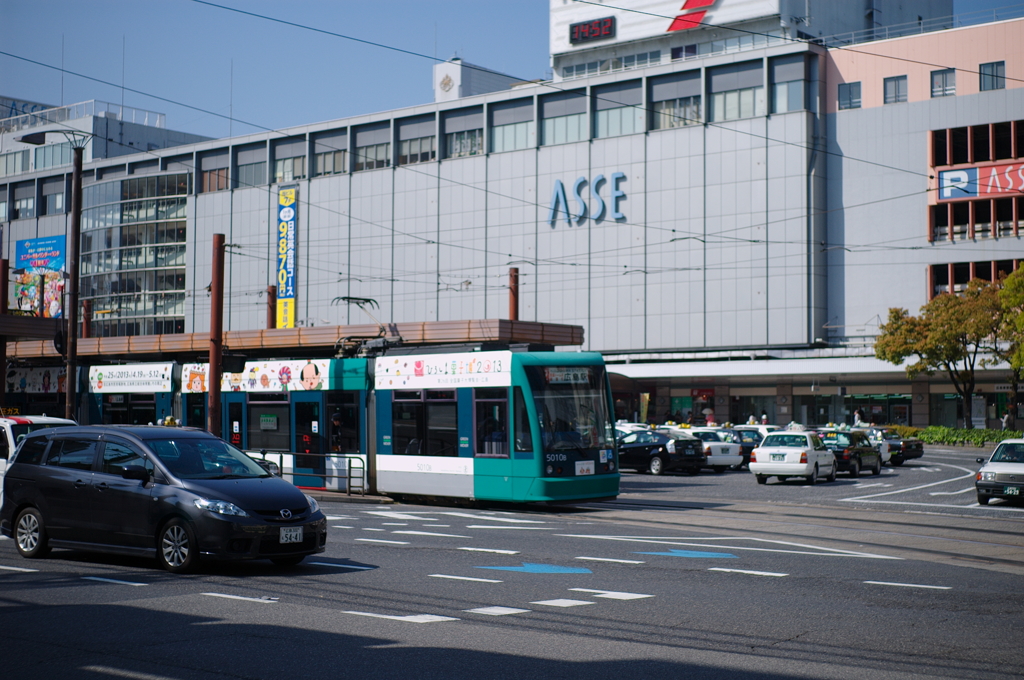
[292,392,326,487]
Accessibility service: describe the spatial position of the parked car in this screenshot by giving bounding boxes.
[0,416,77,505]
[729,428,763,468]
[617,429,705,475]
[860,427,924,466]
[818,429,881,477]
[749,431,837,485]
[734,424,782,439]
[0,426,327,573]
[676,427,744,472]
[975,439,1024,505]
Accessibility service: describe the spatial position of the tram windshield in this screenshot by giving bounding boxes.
[524,364,613,452]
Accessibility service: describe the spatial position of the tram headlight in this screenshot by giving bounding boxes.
[546,465,554,475]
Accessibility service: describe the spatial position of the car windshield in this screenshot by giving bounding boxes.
[525,365,613,453]
[822,433,850,446]
[878,429,901,440]
[717,430,739,443]
[692,431,719,442]
[11,422,73,445]
[762,434,807,447]
[147,437,270,479]
[990,443,1024,463]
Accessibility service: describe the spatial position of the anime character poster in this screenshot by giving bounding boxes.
[14,236,66,318]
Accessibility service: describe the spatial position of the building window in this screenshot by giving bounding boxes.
[980,61,1005,91]
[201,168,228,192]
[236,162,266,188]
[884,75,907,104]
[772,80,804,113]
[354,143,390,171]
[314,150,346,175]
[931,69,955,98]
[12,196,34,220]
[561,51,660,80]
[490,121,533,152]
[398,136,436,165]
[543,113,587,145]
[273,156,305,183]
[593,105,643,137]
[837,82,861,110]
[43,193,64,216]
[0,150,30,178]
[445,129,483,158]
[652,96,701,129]
[709,87,764,122]
[0,199,6,221]
[34,143,73,171]
[670,45,698,61]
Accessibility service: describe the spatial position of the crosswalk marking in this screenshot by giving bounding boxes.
[569,588,652,600]
[530,599,594,607]
[464,606,531,616]
[344,611,459,623]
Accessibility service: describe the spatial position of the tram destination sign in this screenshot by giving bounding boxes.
[375,351,513,390]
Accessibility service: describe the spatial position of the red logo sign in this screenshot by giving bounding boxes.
[667,0,716,32]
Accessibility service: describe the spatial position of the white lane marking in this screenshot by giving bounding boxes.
[202,592,278,603]
[569,588,652,600]
[440,512,545,524]
[864,581,952,590]
[851,483,892,488]
[344,611,459,623]
[382,523,408,526]
[558,535,901,560]
[362,528,386,532]
[465,606,531,616]
[466,526,554,530]
[325,515,356,520]
[531,599,594,607]
[424,524,451,527]
[930,487,977,496]
[80,666,181,680]
[331,525,354,529]
[853,500,1024,512]
[355,538,410,545]
[393,530,471,538]
[0,565,39,573]
[841,463,975,500]
[362,511,439,521]
[575,556,645,564]
[309,562,375,570]
[458,547,519,555]
[82,576,148,586]
[708,568,788,577]
[430,574,503,583]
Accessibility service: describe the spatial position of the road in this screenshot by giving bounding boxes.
[1,446,1022,680]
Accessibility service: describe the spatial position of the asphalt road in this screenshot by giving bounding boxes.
[1,446,1022,680]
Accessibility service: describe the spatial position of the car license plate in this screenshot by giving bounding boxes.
[280,526,303,544]
[771,454,785,462]
[575,460,595,475]
[1005,486,1020,496]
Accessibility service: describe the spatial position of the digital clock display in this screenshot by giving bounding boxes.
[569,16,616,45]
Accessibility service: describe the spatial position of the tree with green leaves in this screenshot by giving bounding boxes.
[997,268,1024,427]
[875,279,1003,429]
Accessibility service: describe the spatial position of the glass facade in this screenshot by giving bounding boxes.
[490,121,533,152]
[80,173,190,337]
[651,96,701,129]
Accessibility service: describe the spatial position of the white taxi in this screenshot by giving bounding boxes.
[685,427,744,472]
[749,431,837,485]
[975,439,1024,505]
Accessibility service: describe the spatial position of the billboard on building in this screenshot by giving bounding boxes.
[14,236,66,318]
[275,187,297,328]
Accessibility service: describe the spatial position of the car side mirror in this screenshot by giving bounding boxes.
[976,458,985,464]
[121,465,151,482]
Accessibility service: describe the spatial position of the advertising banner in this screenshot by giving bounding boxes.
[275,187,298,328]
[938,163,1024,201]
[88,363,175,393]
[182,359,334,393]
[5,366,66,394]
[14,236,66,318]
[375,351,513,390]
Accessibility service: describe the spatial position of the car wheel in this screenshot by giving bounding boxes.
[271,555,306,567]
[977,494,990,505]
[848,459,860,478]
[826,460,837,483]
[890,455,905,466]
[15,508,51,559]
[806,464,818,485]
[713,466,726,474]
[158,518,198,574]
[648,456,664,476]
[871,456,882,476]
[756,475,767,485]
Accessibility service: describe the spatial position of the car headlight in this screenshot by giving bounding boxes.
[978,471,997,481]
[305,493,320,513]
[193,498,249,517]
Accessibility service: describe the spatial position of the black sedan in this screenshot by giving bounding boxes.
[861,427,924,466]
[1,426,327,573]
[617,430,705,475]
[819,429,882,477]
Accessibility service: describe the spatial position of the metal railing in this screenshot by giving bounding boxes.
[246,450,367,496]
[819,4,1024,48]
[0,100,166,134]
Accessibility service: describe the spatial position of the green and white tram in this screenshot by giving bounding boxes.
[372,350,619,503]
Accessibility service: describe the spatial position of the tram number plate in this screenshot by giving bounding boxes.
[575,460,595,476]
[1004,486,1020,496]
[771,454,785,462]
[280,526,303,544]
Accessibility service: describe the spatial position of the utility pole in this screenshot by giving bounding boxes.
[207,234,225,437]
[65,144,83,421]
[509,267,519,321]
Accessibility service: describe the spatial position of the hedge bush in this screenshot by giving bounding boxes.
[914,426,1023,447]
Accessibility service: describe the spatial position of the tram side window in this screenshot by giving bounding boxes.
[475,388,508,458]
[392,390,459,457]
[513,387,534,452]
[328,392,360,453]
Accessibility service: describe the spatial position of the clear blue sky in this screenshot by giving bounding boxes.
[1,0,1018,140]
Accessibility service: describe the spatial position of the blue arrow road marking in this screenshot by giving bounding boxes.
[476,563,592,574]
[635,549,738,559]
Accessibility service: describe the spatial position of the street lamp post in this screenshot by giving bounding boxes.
[16,130,89,421]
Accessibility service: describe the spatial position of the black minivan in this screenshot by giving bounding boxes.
[0,426,326,573]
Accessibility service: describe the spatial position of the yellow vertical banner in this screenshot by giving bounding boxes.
[275,188,297,328]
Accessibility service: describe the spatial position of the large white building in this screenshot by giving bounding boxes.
[3,0,1023,428]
